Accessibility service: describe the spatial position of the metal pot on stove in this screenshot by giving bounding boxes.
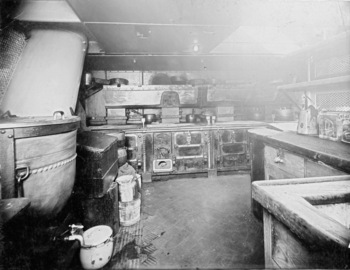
[247,107,265,121]
[143,114,156,124]
[275,107,293,121]
[186,114,201,123]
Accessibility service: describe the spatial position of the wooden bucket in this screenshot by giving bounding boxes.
[119,193,141,226]
[78,182,119,235]
[0,116,80,217]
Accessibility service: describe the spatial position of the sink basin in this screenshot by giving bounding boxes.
[305,195,350,229]
[252,175,350,250]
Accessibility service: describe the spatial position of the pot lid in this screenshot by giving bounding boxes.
[83,225,113,246]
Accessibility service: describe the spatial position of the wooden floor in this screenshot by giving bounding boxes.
[107,174,265,269]
[1,174,265,269]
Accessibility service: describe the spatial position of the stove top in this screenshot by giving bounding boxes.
[147,123,195,128]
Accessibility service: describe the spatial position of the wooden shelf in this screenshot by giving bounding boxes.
[277,75,350,92]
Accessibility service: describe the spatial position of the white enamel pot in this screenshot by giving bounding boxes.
[80,225,114,270]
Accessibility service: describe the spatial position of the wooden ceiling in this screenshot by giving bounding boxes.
[11,0,350,72]
[66,0,240,55]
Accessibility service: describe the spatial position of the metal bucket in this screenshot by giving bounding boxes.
[80,225,114,270]
[119,192,141,227]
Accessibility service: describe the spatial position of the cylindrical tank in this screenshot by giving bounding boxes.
[0,115,80,217]
[0,29,87,116]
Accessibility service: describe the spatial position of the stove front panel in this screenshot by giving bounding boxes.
[217,129,249,170]
[173,131,208,172]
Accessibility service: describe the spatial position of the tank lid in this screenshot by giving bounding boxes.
[0,115,80,129]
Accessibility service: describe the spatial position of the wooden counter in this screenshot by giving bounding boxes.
[248,129,350,174]
[89,121,266,132]
[248,128,350,268]
[252,175,350,268]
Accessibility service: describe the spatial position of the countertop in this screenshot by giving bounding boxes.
[248,128,350,173]
[88,121,267,132]
[252,175,350,250]
[266,121,298,131]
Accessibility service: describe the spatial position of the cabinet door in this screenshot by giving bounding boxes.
[153,132,173,173]
[264,145,304,180]
[219,143,247,168]
[220,129,246,143]
[154,132,172,159]
[305,160,347,177]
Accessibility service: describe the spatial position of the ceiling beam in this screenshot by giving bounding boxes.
[15,0,80,22]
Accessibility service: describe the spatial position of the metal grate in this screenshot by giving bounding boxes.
[316,90,350,111]
[0,28,27,106]
[314,54,350,79]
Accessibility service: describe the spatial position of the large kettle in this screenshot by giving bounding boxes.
[297,105,318,135]
[65,225,114,270]
[297,94,318,135]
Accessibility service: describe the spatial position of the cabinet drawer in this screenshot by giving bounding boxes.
[264,145,304,179]
[305,160,347,177]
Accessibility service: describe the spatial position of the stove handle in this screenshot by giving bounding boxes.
[172,156,176,166]
[137,158,142,169]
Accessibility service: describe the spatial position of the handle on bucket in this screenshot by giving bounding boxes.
[16,165,30,197]
[53,111,65,120]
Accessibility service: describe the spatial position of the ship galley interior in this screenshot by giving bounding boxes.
[1,1,350,269]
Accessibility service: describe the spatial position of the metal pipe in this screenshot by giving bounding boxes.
[64,235,84,246]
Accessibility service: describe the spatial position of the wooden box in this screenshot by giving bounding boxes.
[76,131,119,198]
[76,182,119,235]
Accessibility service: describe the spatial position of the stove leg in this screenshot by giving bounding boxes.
[208,169,217,179]
[141,172,152,183]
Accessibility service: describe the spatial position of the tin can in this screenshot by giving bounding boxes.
[318,111,350,142]
[85,72,92,85]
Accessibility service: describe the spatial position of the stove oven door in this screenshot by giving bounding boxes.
[153,132,173,173]
[217,129,249,170]
[173,131,208,172]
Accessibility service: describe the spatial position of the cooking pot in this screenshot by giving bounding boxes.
[170,75,187,85]
[248,112,264,121]
[247,107,265,121]
[187,79,207,86]
[65,225,113,270]
[143,114,156,124]
[151,73,171,85]
[186,114,195,123]
[186,114,200,123]
[109,78,129,86]
[275,107,293,121]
